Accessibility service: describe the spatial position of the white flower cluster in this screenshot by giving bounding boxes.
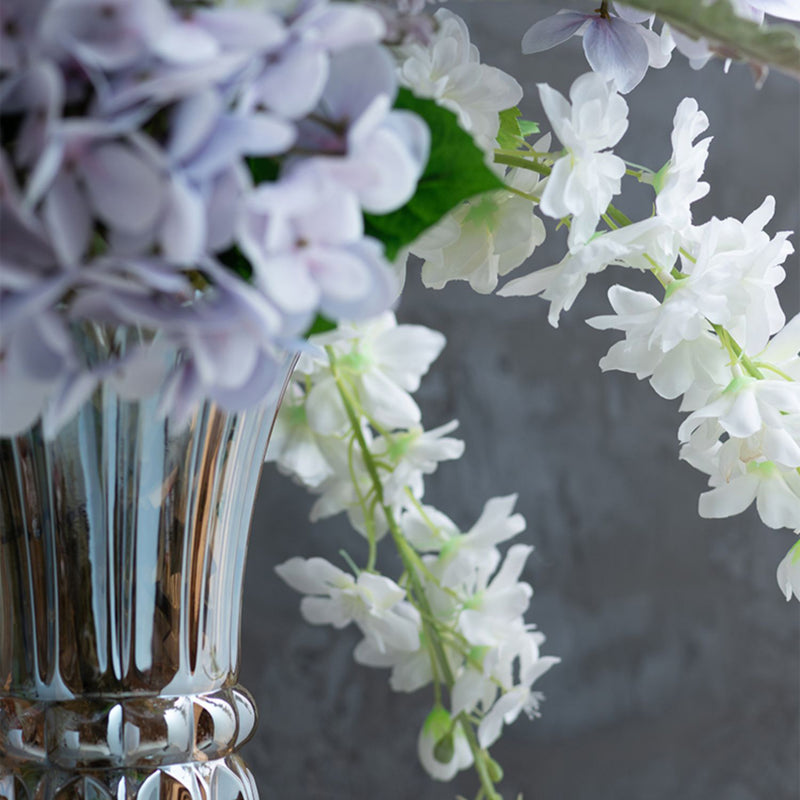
[496,71,799,583]
[0,0,430,436]
[398,8,548,294]
[270,312,558,783]
[397,8,524,154]
[268,312,460,533]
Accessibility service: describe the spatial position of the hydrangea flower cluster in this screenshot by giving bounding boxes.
[0,0,430,436]
[270,313,558,790]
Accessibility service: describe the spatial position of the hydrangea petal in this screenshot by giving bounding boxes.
[82,142,163,234]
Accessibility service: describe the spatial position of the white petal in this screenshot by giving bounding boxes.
[698,476,758,518]
[274,556,347,594]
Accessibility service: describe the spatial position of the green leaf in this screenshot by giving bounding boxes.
[217,245,253,282]
[623,0,800,79]
[497,106,539,150]
[497,106,523,149]
[364,88,505,261]
[246,156,280,185]
[304,313,337,338]
[518,119,540,137]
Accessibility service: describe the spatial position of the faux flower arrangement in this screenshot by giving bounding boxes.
[1,0,799,798]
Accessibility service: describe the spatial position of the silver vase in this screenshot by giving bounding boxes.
[0,334,295,799]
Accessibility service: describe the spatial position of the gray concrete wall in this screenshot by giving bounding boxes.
[241,3,800,798]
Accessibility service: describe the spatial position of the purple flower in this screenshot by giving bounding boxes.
[0,0,430,437]
[296,44,429,213]
[521,7,672,93]
[0,294,98,438]
[241,0,386,120]
[238,168,397,327]
[39,0,172,71]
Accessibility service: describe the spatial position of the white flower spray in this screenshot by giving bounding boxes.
[271,313,559,797]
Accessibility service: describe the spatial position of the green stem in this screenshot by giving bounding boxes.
[711,324,765,379]
[329,349,380,570]
[326,346,505,799]
[458,715,503,800]
[752,362,794,381]
[493,153,551,175]
[606,204,632,228]
[505,185,542,204]
[494,147,553,160]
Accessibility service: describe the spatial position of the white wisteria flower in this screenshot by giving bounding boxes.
[398,7,523,153]
[536,72,628,251]
[410,165,547,294]
[375,420,466,505]
[266,382,337,488]
[427,494,528,589]
[353,628,437,693]
[777,541,800,601]
[678,376,800,462]
[417,705,474,781]
[457,544,535,648]
[757,313,800,381]
[681,435,800,530]
[654,97,712,231]
[303,312,446,434]
[275,556,421,652]
[308,419,464,536]
[678,196,792,355]
[498,216,673,326]
[586,197,791,367]
[477,656,559,748]
[588,284,731,404]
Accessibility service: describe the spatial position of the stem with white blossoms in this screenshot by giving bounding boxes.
[493,143,794,394]
[487,76,800,570]
[325,346,505,800]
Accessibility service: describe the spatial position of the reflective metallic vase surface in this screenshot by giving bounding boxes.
[0,338,293,799]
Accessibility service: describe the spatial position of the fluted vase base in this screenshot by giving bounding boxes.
[0,685,259,799]
[0,755,257,800]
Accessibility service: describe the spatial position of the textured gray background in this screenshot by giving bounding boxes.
[241,3,800,798]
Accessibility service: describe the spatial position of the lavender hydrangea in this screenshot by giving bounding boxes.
[0,0,432,437]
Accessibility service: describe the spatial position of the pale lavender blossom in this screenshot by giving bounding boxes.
[0,0,423,438]
[0,309,97,438]
[296,44,429,214]
[238,168,397,329]
[241,0,385,119]
[521,7,673,93]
